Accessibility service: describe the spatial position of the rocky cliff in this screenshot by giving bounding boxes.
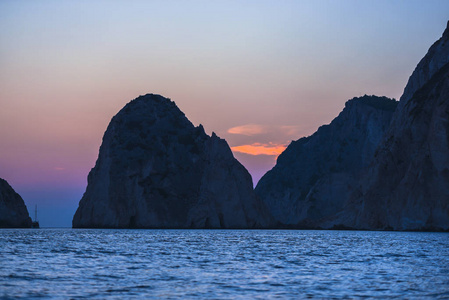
[341,22,449,231]
[0,178,32,228]
[399,21,449,105]
[255,96,397,227]
[257,21,449,231]
[72,94,272,228]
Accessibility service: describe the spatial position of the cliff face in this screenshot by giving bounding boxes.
[255,96,397,227]
[72,94,272,228]
[399,21,449,105]
[257,21,449,231]
[345,23,449,231]
[0,178,32,228]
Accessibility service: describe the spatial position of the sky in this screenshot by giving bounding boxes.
[1,0,448,227]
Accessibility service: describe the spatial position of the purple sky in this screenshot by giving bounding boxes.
[1,0,448,227]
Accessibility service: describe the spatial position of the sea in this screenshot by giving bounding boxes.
[0,229,448,299]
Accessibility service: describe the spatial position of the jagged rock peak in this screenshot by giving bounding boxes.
[73,94,273,229]
[0,178,32,228]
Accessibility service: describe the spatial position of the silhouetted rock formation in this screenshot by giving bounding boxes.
[73,94,272,228]
[340,21,449,231]
[257,21,449,231]
[255,96,397,227]
[0,178,32,228]
[400,21,449,105]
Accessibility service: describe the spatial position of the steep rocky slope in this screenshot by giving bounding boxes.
[0,178,32,228]
[399,21,449,105]
[73,94,272,228]
[257,21,449,231]
[255,96,397,227]
[342,23,449,231]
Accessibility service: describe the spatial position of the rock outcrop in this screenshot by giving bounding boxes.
[340,22,449,231]
[257,21,449,231]
[399,21,449,105]
[0,178,32,228]
[255,96,398,227]
[73,94,272,228]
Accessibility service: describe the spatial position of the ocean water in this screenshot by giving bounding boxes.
[0,229,448,299]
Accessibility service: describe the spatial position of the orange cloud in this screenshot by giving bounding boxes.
[231,143,286,156]
[227,124,267,136]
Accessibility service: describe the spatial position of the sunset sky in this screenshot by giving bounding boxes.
[1,1,448,227]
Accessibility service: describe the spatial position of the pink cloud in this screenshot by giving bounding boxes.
[227,124,268,136]
[227,124,303,138]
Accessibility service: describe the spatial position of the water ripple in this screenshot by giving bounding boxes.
[0,229,448,299]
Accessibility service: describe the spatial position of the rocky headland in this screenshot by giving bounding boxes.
[256,21,449,231]
[338,21,449,231]
[72,94,272,228]
[255,96,398,227]
[0,178,32,228]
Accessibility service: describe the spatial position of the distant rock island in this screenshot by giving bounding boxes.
[72,94,272,228]
[0,178,32,228]
[256,21,449,231]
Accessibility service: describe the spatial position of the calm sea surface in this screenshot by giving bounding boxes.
[0,229,448,299]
